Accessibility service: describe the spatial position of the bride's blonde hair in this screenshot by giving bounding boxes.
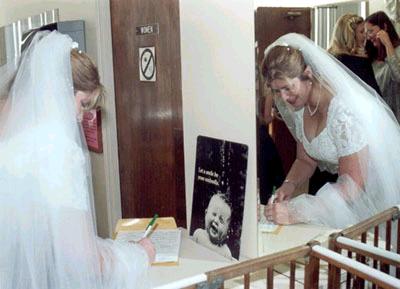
[70,49,104,110]
[7,37,104,111]
[261,45,307,85]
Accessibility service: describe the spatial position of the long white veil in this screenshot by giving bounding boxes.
[0,31,149,289]
[265,33,400,229]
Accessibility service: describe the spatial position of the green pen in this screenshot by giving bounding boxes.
[143,214,158,238]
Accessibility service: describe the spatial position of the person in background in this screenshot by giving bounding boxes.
[0,30,154,289]
[257,81,285,204]
[328,13,382,95]
[261,33,400,230]
[365,11,400,121]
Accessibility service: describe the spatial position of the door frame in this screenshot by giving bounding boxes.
[95,0,122,236]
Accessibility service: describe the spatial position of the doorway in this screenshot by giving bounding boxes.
[110,0,186,227]
[255,7,312,202]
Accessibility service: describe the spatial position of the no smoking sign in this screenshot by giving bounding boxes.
[139,47,156,82]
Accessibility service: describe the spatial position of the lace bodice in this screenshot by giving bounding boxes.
[294,97,367,173]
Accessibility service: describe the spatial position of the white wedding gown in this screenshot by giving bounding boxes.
[0,31,150,289]
[286,96,373,229]
[267,33,400,230]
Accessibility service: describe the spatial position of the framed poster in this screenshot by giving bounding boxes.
[190,135,248,260]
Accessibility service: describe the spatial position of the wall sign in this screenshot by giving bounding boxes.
[189,135,249,260]
[82,108,103,153]
[139,46,156,82]
[136,23,159,35]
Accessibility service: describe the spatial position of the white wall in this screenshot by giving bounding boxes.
[0,1,98,60]
[368,0,385,13]
[180,0,258,259]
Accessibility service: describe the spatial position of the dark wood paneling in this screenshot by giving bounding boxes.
[110,0,186,227]
[255,7,311,174]
[255,7,311,64]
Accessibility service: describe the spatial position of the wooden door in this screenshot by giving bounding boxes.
[255,7,311,175]
[110,0,186,227]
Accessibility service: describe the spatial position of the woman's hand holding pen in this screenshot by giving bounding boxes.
[138,214,158,264]
[264,180,296,224]
[138,238,156,263]
[264,200,294,225]
[128,237,156,264]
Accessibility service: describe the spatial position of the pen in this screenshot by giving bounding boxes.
[143,214,158,238]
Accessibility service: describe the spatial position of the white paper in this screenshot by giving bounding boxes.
[117,229,182,263]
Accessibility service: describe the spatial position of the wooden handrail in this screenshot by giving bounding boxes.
[181,208,400,289]
[206,244,311,282]
[311,245,400,289]
[335,236,400,267]
[340,207,399,239]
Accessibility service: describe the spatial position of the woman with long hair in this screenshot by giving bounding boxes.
[365,11,400,121]
[328,13,381,95]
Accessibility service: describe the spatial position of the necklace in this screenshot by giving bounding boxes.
[307,82,321,117]
[307,96,320,116]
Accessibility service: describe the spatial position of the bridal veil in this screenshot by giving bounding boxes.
[0,31,149,289]
[264,33,400,229]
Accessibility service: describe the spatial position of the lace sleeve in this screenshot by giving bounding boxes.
[287,175,377,229]
[327,98,367,157]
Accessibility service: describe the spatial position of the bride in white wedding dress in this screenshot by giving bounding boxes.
[262,33,400,229]
[0,30,154,289]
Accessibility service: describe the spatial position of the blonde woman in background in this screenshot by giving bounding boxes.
[328,13,381,95]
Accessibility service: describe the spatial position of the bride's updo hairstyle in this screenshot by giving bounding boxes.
[261,45,308,85]
[70,48,104,110]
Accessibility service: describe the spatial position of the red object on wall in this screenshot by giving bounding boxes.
[82,108,103,153]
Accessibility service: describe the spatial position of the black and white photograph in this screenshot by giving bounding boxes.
[190,135,248,260]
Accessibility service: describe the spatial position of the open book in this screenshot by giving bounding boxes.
[114,217,181,265]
